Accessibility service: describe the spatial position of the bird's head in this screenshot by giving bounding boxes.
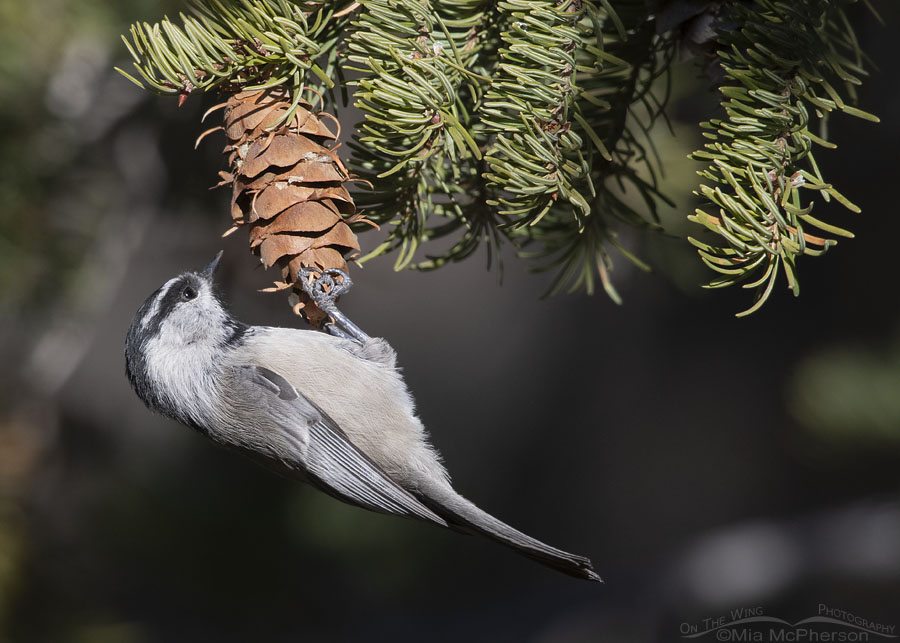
[125,251,246,417]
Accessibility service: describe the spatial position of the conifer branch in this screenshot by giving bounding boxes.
[118,0,353,105]
[116,0,883,314]
[688,0,878,315]
[344,0,486,270]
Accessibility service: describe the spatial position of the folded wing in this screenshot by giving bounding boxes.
[230,364,448,527]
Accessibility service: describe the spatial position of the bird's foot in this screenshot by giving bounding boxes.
[298,267,369,344]
[299,267,353,308]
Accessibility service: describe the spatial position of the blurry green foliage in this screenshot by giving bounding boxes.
[790,336,900,443]
[0,0,181,319]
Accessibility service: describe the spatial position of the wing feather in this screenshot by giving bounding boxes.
[233,365,447,526]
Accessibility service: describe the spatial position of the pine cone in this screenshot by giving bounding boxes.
[219,88,363,326]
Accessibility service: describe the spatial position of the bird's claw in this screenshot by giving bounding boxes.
[299,267,353,309]
[297,267,369,343]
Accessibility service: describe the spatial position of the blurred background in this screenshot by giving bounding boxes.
[1,2,898,641]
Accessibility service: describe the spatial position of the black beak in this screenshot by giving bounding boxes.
[200,250,224,280]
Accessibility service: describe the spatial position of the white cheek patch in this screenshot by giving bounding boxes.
[140,277,179,329]
[144,316,222,426]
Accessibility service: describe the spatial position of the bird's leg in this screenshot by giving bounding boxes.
[298,268,371,344]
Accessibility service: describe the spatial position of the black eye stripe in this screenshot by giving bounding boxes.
[151,275,202,323]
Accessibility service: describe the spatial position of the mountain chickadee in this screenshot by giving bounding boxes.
[125,252,600,581]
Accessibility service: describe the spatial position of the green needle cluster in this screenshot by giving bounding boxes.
[117,0,881,313]
[688,0,878,316]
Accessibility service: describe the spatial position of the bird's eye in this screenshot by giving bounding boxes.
[182,285,198,300]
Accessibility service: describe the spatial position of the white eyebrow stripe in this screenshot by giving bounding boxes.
[140,277,179,329]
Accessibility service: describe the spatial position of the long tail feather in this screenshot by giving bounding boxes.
[419,482,601,582]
